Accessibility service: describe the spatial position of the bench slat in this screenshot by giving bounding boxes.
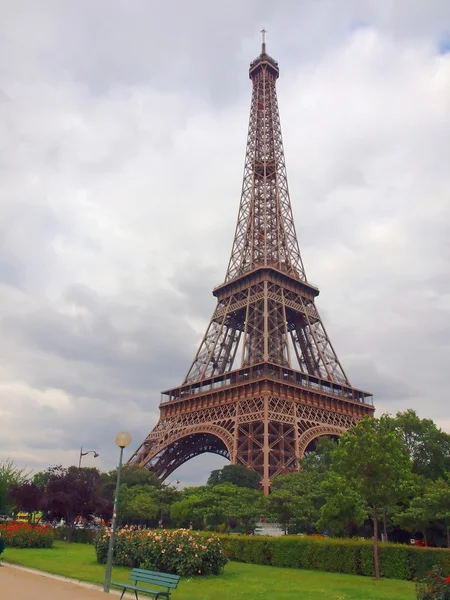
[130,574,179,587]
[131,569,180,582]
[129,568,180,589]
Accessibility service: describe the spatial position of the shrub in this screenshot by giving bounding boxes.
[219,534,450,581]
[0,522,54,548]
[0,536,5,556]
[95,528,228,576]
[415,565,450,600]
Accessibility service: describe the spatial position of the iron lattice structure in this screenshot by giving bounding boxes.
[129,40,374,492]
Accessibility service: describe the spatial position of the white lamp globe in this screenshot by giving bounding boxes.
[115,431,132,448]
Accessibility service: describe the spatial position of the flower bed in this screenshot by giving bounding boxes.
[0,522,54,548]
[95,528,227,576]
[416,565,450,599]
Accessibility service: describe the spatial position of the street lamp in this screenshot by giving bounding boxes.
[78,447,99,468]
[103,431,132,594]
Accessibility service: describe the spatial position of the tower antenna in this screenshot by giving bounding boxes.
[261,28,267,54]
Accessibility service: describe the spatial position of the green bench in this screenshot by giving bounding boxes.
[112,568,180,599]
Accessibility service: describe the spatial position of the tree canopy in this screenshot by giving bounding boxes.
[207,464,261,490]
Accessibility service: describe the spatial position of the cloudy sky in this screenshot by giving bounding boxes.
[1,1,450,486]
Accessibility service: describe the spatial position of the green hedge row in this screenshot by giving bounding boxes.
[218,535,450,581]
[53,527,97,544]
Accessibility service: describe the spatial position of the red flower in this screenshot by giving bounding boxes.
[446,576,450,584]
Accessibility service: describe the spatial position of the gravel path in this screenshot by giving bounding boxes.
[0,563,118,599]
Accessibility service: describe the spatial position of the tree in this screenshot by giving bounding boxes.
[119,485,159,523]
[397,478,450,546]
[267,489,297,534]
[0,458,31,515]
[207,465,261,490]
[108,465,162,489]
[8,482,44,522]
[269,437,337,534]
[170,483,264,532]
[323,416,413,580]
[43,466,105,541]
[154,485,182,526]
[32,470,52,490]
[318,473,368,536]
[390,410,450,480]
[213,483,265,533]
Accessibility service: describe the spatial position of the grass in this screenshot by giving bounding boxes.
[2,541,415,600]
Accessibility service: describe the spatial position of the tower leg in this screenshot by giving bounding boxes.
[263,395,270,494]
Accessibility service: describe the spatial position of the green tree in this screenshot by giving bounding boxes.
[269,437,337,534]
[397,477,450,546]
[119,485,159,523]
[155,485,182,526]
[267,489,296,534]
[107,465,161,490]
[170,483,264,532]
[323,416,413,579]
[207,464,260,490]
[32,470,52,490]
[0,458,31,514]
[318,473,368,536]
[390,410,450,480]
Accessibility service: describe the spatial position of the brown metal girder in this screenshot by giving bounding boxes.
[161,373,373,413]
[213,266,319,301]
[159,380,374,421]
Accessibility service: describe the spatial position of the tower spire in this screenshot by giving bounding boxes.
[261,28,267,54]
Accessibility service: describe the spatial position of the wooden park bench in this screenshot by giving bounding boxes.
[112,568,180,599]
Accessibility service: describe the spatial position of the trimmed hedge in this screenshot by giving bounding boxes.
[53,527,97,544]
[218,535,450,581]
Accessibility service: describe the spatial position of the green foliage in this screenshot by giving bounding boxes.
[0,536,5,555]
[392,409,450,480]
[207,464,261,489]
[318,472,368,536]
[0,458,31,514]
[118,484,158,523]
[322,415,413,579]
[269,436,337,534]
[94,528,227,576]
[219,534,450,581]
[107,465,162,490]
[397,478,450,545]
[171,483,265,532]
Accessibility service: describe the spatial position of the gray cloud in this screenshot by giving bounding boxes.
[1,1,450,486]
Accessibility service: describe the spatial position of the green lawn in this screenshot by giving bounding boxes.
[2,541,415,600]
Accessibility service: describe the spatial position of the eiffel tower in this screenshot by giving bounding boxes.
[129,35,374,492]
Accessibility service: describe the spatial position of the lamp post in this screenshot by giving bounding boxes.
[103,431,132,594]
[78,447,99,468]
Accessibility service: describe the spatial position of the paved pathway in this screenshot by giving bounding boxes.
[0,564,117,599]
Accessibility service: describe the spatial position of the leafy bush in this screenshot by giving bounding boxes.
[0,536,5,556]
[219,534,450,581]
[416,565,450,599]
[95,528,228,576]
[0,522,54,548]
